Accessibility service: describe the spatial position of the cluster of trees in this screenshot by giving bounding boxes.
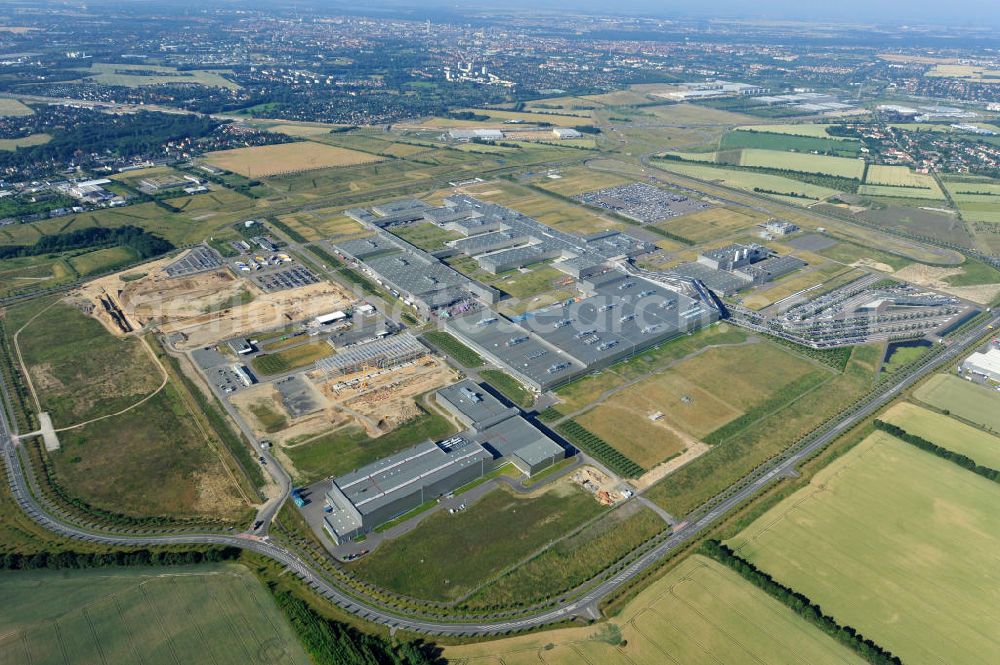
[271,588,443,665]
[874,420,1000,483]
[0,107,223,169]
[701,540,902,665]
[0,546,241,571]
[447,110,489,121]
[557,420,645,478]
[0,225,174,261]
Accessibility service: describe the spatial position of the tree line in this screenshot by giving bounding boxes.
[0,546,241,571]
[0,225,174,261]
[701,540,902,665]
[873,420,1000,483]
[270,587,443,665]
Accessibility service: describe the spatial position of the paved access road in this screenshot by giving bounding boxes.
[0,312,995,636]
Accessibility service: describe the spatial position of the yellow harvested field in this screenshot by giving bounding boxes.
[446,555,862,665]
[925,63,1000,82]
[865,164,942,190]
[82,62,240,90]
[0,98,33,116]
[204,141,382,177]
[660,206,763,242]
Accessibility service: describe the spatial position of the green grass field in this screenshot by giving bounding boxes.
[250,340,333,376]
[575,340,826,470]
[461,505,665,609]
[881,343,930,373]
[646,343,881,516]
[734,123,844,138]
[728,431,1000,665]
[15,302,162,427]
[390,221,463,251]
[284,410,457,483]
[0,565,309,665]
[914,373,1000,431]
[720,129,861,156]
[350,484,604,601]
[881,401,1000,469]
[53,382,248,520]
[446,555,863,665]
[66,246,138,276]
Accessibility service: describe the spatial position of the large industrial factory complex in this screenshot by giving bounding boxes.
[322,380,566,543]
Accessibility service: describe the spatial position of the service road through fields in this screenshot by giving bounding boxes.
[0,310,997,636]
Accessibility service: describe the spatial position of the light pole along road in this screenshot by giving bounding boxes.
[0,311,996,636]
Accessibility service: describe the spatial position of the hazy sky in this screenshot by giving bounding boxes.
[442,0,999,27]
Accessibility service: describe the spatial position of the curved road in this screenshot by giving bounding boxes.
[0,312,996,636]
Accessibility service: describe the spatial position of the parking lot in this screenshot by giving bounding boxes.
[249,265,321,292]
[575,182,711,223]
[164,245,223,278]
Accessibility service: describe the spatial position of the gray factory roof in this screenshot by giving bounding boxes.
[473,415,563,465]
[477,244,561,273]
[451,230,529,255]
[335,235,397,259]
[333,438,492,517]
[447,314,585,387]
[671,262,750,295]
[371,199,430,217]
[365,251,469,295]
[555,255,605,278]
[435,379,516,429]
[447,271,715,388]
[735,255,807,282]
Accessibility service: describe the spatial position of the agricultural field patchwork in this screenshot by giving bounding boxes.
[728,431,1000,665]
[446,555,863,665]
[0,566,309,665]
[0,98,33,116]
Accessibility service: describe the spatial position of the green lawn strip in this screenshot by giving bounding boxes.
[556,419,645,478]
[480,369,534,408]
[422,330,484,367]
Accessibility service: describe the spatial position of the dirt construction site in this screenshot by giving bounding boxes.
[77,251,354,348]
[232,356,457,445]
